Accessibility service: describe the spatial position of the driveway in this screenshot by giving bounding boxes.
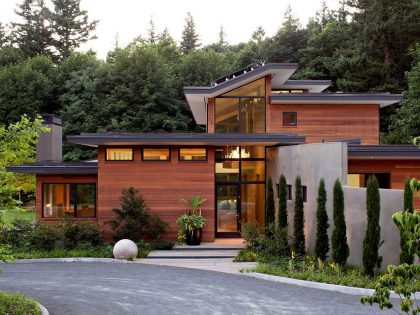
[0,262,393,315]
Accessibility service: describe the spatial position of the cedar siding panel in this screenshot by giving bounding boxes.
[348,159,420,209]
[97,146,215,242]
[267,103,380,144]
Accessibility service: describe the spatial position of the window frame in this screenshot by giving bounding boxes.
[141,146,171,162]
[302,185,307,203]
[286,185,292,201]
[42,183,97,218]
[178,147,208,162]
[283,112,298,127]
[105,147,134,161]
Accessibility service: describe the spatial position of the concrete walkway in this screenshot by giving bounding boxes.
[141,240,256,273]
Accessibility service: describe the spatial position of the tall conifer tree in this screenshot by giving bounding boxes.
[180,12,200,54]
[293,176,305,256]
[315,178,329,261]
[332,179,349,265]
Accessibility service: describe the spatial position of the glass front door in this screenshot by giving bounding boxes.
[216,184,240,236]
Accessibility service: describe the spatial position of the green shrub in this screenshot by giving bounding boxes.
[400,178,415,264]
[62,221,102,248]
[278,174,288,229]
[234,249,258,262]
[0,219,35,247]
[259,223,289,258]
[266,177,275,228]
[30,222,58,251]
[315,178,329,261]
[241,221,261,250]
[293,176,305,256]
[108,187,168,242]
[0,291,41,315]
[332,179,349,266]
[363,175,382,276]
[151,240,174,250]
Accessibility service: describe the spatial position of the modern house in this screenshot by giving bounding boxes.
[7,62,420,262]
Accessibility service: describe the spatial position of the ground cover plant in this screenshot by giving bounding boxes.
[0,291,41,315]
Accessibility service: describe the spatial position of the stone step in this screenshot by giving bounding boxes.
[146,249,239,259]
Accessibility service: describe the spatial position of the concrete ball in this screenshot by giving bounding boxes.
[113,239,138,260]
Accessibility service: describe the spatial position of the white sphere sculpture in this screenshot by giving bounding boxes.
[113,239,138,260]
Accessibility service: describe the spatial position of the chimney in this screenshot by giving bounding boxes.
[36,114,62,161]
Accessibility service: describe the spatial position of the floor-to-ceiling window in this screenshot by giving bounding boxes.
[215,78,266,133]
[215,146,265,236]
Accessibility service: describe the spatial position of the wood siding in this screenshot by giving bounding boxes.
[36,174,98,222]
[348,159,420,208]
[97,146,215,242]
[266,103,380,144]
[207,98,214,133]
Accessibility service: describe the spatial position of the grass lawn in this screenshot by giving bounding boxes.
[0,208,35,225]
[0,291,41,315]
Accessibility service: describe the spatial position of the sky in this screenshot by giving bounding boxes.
[0,0,340,59]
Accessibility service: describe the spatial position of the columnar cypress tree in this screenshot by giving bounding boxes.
[332,179,349,265]
[400,178,415,264]
[266,177,275,227]
[293,176,305,255]
[278,174,288,229]
[363,175,382,276]
[315,178,329,261]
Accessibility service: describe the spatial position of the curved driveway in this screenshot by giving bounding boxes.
[0,262,392,315]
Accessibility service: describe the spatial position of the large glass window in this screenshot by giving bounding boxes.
[142,147,170,161]
[42,183,96,218]
[215,78,266,133]
[106,148,133,161]
[179,148,207,161]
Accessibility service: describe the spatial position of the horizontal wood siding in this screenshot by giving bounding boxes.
[36,174,98,222]
[267,103,380,144]
[97,146,215,242]
[348,159,420,209]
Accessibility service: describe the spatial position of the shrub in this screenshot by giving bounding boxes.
[0,291,41,315]
[234,249,258,262]
[151,240,174,250]
[0,219,35,247]
[241,221,260,250]
[293,176,305,256]
[332,179,349,265]
[278,174,288,229]
[266,177,275,228]
[259,223,289,257]
[315,178,329,261]
[363,175,382,276]
[62,221,102,248]
[400,178,415,264]
[30,222,58,251]
[108,187,168,242]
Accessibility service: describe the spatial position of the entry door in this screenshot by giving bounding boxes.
[216,184,240,237]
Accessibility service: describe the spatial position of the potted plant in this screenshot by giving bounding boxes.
[176,196,206,245]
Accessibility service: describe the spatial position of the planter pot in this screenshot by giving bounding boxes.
[186,228,202,245]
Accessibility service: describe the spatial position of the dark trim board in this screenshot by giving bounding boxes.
[348,144,420,159]
[6,161,98,175]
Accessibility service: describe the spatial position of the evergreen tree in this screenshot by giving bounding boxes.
[363,175,382,276]
[399,178,414,264]
[293,176,305,256]
[251,26,265,44]
[11,0,53,57]
[51,0,98,60]
[266,177,275,227]
[0,22,9,47]
[332,179,349,265]
[180,12,200,54]
[278,174,287,229]
[265,5,308,63]
[315,178,329,261]
[146,17,157,45]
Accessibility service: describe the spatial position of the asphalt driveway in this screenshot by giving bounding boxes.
[0,262,393,315]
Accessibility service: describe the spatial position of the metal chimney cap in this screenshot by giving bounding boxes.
[41,114,62,126]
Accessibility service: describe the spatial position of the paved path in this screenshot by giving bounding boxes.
[0,262,394,315]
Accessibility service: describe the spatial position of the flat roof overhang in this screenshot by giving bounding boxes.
[348,145,420,160]
[184,63,298,125]
[6,161,98,175]
[67,132,306,147]
[270,93,403,108]
[277,80,331,92]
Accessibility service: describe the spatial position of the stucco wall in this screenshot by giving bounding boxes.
[267,142,403,267]
[343,187,403,266]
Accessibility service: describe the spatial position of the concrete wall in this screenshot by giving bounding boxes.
[267,142,404,267]
[343,187,403,266]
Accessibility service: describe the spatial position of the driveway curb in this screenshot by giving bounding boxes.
[244,272,420,300]
[12,258,131,264]
[38,302,49,315]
